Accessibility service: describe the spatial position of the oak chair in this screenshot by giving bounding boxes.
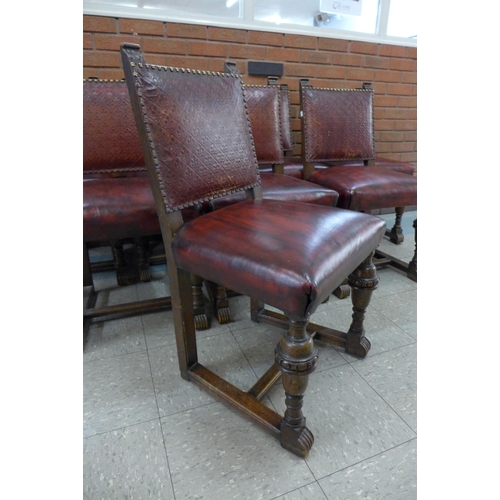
[300,80,417,282]
[121,42,386,457]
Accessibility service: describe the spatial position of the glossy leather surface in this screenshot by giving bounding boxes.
[308,166,417,211]
[83,178,159,241]
[209,173,339,210]
[173,199,386,321]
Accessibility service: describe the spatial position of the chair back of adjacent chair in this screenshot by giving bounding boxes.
[83,79,146,178]
[243,83,284,167]
[121,44,261,215]
[300,79,376,170]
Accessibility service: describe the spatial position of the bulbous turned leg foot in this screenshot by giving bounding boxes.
[275,320,318,457]
[345,252,379,359]
[387,207,405,244]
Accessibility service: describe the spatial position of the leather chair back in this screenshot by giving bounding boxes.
[243,85,284,165]
[83,79,146,178]
[301,85,376,163]
[123,63,261,213]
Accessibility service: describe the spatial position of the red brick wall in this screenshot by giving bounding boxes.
[84,15,417,171]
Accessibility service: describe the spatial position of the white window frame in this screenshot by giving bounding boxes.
[83,0,416,48]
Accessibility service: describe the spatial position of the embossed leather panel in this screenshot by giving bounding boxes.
[209,173,339,210]
[308,166,417,211]
[173,199,385,320]
[83,80,145,176]
[128,65,261,212]
[244,86,283,164]
[302,88,375,162]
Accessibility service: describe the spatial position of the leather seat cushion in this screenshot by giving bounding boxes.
[84,178,204,242]
[307,166,417,212]
[259,157,415,178]
[83,178,160,241]
[173,199,386,320]
[323,157,415,176]
[209,173,339,210]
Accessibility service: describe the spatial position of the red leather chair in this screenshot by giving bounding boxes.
[256,79,304,179]
[299,80,417,281]
[210,79,339,210]
[121,42,386,457]
[84,78,151,286]
[83,79,209,329]
[259,80,415,181]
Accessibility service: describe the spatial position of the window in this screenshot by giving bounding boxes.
[83,0,416,47]
[386,0,417,38]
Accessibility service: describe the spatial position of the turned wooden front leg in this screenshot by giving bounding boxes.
[345,252,379,358]
[275,320,318,457]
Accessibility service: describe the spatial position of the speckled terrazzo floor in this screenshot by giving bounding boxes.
[83,210,417,500]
